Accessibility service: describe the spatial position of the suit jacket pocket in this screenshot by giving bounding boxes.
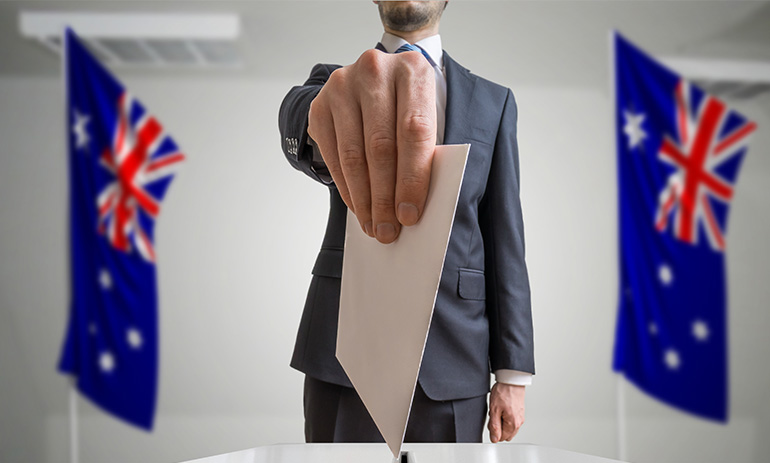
[311,248,343,278]
[458,268,486,300]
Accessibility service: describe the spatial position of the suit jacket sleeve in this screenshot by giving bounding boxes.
[278,63,342,185]
[481,88,535,375]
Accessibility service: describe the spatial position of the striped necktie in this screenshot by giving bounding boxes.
[394,43,437,68]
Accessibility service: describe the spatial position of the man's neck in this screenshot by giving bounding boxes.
[383,25,440,44]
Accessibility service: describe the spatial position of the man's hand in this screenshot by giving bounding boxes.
[307,49,436,244]
[488,383,525,443]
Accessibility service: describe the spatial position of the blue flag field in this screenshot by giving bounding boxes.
[58,28,185,429]
[612,32,756,422]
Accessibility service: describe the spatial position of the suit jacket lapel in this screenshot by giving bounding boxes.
[442,50,477,145]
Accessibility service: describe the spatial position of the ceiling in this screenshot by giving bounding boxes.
[0,0,769,91]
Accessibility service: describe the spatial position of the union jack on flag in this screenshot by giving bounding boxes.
[654,80,757,251]
[612,32,757,422]
[96,93,185,262]
[59,28,184,430]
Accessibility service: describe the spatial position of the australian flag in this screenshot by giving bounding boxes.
[58,28,185,430]
[612,32,757,422]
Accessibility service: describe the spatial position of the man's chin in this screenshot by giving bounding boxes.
[378,1,442,33]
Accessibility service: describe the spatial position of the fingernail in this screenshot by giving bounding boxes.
[397,202,419,226]
[376,223,397,243]
[364,221,373,237]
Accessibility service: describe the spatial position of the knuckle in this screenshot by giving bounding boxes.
[401,51,423,66]
[371,195,394,211]
[339,154,367,174]
[354,202,372,217]
[326,68,349,92]
[338,145,364,163]
[399,54,432,79]
[420,65,433,79]
[401,113,434,141]
[358,49,384,73]
[324,68,351,98]
[356,49,386,78]
[368,132,396,156]
[359,48,381,62]
[399,172,427,192]
[367,86,391,103]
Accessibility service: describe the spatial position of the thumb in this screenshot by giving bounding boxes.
[488,409,502,443]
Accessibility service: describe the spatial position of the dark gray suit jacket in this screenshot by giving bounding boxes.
[278,50,534,401]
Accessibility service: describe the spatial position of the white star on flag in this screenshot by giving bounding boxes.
[623,110,647,150]
[72,109,91,151]
[99,351,116,373]
[658,263,674,286]
[664,348,681,370]
[692,320,710,342]
[127,327,143,349]
[99,268,112,290]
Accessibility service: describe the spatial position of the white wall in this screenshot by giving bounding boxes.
[0,76,325,462]
[2,73,769,463]
[2,2,770,462]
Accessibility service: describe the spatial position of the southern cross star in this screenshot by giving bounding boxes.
[623,110,647,150]
[692,320,710,342]
[72,109,91,151]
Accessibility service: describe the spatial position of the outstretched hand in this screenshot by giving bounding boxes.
[308,48,436,244]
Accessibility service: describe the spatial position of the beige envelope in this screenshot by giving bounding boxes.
[336,144,471,460]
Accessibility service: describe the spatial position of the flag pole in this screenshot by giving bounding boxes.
[608,29,627,462]
[69,379,80,463]
[63,26,80,463]
[616,374,627,461]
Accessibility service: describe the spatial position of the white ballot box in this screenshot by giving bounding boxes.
[182,443,626,463]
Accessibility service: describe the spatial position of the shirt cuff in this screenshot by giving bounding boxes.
[494,369,532,386]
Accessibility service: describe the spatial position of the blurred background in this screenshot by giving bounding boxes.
[1,1,769,462]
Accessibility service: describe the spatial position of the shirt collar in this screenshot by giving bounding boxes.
[380,32,443,69]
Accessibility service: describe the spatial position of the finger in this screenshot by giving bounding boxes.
[309,100,353,212]
[511,410,524,439]
[395,53,436,227]
[501,413,515,442]
[331,93,373,237]
[487,408,502,443]
[363,78,400,245]
[510,420,521,440]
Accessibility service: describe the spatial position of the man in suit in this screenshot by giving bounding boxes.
[278,1,534,444]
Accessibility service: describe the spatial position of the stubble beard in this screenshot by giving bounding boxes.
[378,2,444,33]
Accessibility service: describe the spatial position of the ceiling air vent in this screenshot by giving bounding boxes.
[661,57,770,100]
[19,11,242,68]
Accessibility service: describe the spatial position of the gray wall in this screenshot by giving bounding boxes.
[1,2,770,462]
